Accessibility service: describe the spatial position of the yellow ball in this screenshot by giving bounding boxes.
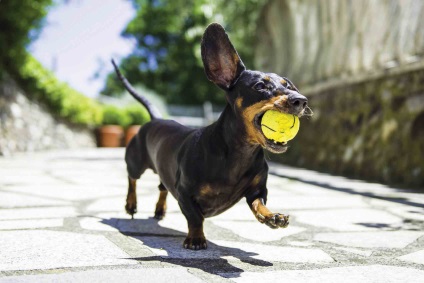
[261,110,300,143]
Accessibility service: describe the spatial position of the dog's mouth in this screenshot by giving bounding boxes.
[254,111,288,153]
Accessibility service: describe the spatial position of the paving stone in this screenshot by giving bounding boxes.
[86,194,181,214]
[293,208,403,231]
[0,207,76,220]
[0,175,59,186]
[223,265,424,282]
[79,216,121,232]
[288,241,315,247]
[314,231,424,248]
[212,220,306,242]
[0,191,69,208]
[271,181,346,196]
[398,249,424,265]
[157,214,188,233]
[267,195,368,211]
[8,185,121,201]
[0,230,137,271]
[0,268,205,283]
[45,160,126,179]
[213,203,257,221]
[216,241,333,263]
[137,237,334,263]
[387,206,424,222]
[85,197,127,213]
[333,247,373,257]
[80,213,187,235]
[2,149,424,278]
[135,237,220,259]
[0,219,63,230]
[266,174,294,187]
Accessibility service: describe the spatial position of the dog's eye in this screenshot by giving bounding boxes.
[254,82,267,91]
[282,78,295,90]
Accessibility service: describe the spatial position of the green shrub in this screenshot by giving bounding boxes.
[102,105,131,127]
[0,0,53,75]
[16,55,151,128]
[18,55,103,126]
[125,104,150,126]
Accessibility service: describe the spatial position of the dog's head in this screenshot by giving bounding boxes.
[201,23,309,153]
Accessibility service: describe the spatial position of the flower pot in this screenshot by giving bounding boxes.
[97,125,124,147]
[125,125,141,145]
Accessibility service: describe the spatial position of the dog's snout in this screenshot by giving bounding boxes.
[288,93,308,109]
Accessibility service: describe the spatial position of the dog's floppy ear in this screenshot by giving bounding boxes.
[201,23,246,90]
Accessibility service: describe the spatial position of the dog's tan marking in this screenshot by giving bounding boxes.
[251,174,262,188]
[240,96,289,146]
[251,198,290,228]
[154,190,168,219]
[156,190,168,208]
[280,78,287,85]
[233,53,240,64]
[235,97,243,110]
[264,76,270,81]
[251,198,273,222]
[273,95,289,110]
[199,184,215,197]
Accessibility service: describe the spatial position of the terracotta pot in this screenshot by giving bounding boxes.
[97,125,124,147]
[125,125,141,145]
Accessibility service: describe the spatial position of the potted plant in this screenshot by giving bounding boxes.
[124,105,150,145]
[98,105,130,147]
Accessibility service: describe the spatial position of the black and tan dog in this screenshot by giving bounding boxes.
[112,23,308,250]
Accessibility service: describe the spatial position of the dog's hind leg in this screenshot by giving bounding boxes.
[125,137,147,219]
[154,183,168,220]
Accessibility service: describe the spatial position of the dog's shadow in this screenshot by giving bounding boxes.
[100,217,272,278]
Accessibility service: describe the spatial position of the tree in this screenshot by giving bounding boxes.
[0,0,53,76]
[102,0,265,105]
[103,0,217,104]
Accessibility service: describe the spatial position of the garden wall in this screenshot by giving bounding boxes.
[274,65,424,188]
[255,0,424,86]
[257,0,424,188]
[0,75,95,156]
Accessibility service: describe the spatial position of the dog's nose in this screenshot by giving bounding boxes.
[288,92,308,110]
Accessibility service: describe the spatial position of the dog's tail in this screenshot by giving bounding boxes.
[111,59,162,120]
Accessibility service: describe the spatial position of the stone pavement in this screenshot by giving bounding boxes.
[0,148,423,282]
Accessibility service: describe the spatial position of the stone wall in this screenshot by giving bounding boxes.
[255,0,424,86]
[0,76,96,156]
[273,65,424,188]
[255,0,424,188]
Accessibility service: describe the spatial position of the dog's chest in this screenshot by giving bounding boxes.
[194,181,248,218]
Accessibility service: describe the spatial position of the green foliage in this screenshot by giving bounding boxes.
[101,105,130,127]
[0,0,150,128]
[101,104,150,127]
[0,0,53,74]
[212,0,265,66]
[17,55,151,128]
[125,104,151,125]
[18,55,103,126]
[103,0,216,104]
[102,0,265,105]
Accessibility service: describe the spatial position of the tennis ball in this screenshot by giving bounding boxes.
[261,110,300,143]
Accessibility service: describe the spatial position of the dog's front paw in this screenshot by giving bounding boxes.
[183,236,207,250]
[257,213,289,229]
